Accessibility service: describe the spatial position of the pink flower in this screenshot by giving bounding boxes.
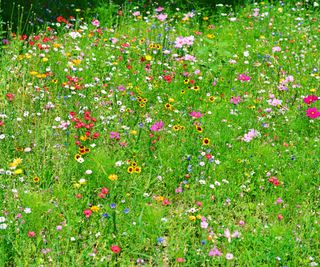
[101,187,109,194]
[83,209,92,218]
[200,220,208,229]
[176,258,185,263]
[91,19,100,27]
[303,95,318,105]
[155,6,164,12]
[110,131,120,139]
[162,198,171,205]
[224,228,239,243]
[208,247,222,257]
[189,111,203,118]
[230,96,241,105]
[306,107,320,119]
[150,121,164,132]
[28,231,36,238]
[132,11,140,17]
[238,73,251,82]
[156,13,167,21]
[110,245,121,253]
[277,214,284,220]
[272,46,281,52]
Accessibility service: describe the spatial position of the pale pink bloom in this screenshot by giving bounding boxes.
[267,98,282,106]
[156,13,167,21]
[272,46,281,52]
[132,11,141,17]
[91,19,100,27]
[224,228,239,243]
[155,6,164,12]
[208,247,222,257]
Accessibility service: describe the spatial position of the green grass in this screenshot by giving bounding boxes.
[0,0,319,266]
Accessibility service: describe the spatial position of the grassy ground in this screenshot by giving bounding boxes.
[0,1,319,266]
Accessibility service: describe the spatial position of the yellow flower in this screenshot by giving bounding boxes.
[203,16,209,21]
[207,34,215,39]
[189,216,196,222]
[202,138,210,146]
[13,158,23,165]
[130,130,137,135]
[14,169,23,175]
[30,71,38,76]
[42,57,48,62]
[134,166,141,173]
[145,55,152,61]
[80,135,88,141]
[196,215,202,220]
[310,88,317,93]
[90,206,100,212]
[108,174,118,181]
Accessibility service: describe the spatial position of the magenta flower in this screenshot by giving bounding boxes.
[150,121,164,132]
[306,107,320,119]
[189,111,203,118]
[303,95,318,105]
[110,132,120,139]
[230,96,241,105]
[238,73,251,82]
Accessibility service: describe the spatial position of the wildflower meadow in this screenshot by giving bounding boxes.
[0,0,319,266]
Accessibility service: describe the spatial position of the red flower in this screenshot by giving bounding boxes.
[268,176,281,186]
[56,16,68,24]
[110,245,121,254]
[101,187,109,194]
[6,93,14,102]
[163,75,172,83]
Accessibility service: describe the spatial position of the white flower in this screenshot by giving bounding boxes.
[69,31,81,39]
[0,134,5,139]
[115,161,123,167]
[199,179,206,185]
[243,51,250,57]
[0,223,7,230]
[24,207,32,214]
[0,217,5,223]
[85,170,93,175]
[225,253,234,260]
[79,178,86,184]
